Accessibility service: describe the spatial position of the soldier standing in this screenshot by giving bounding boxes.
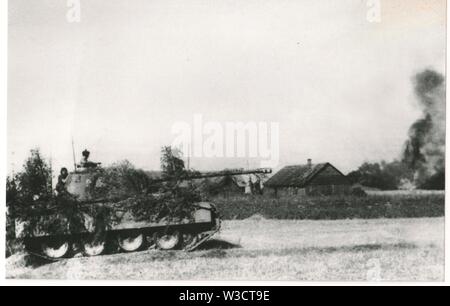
[79,149,101,170]
[56,167,69,195]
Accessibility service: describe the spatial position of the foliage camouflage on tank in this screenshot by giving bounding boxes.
[13,148,271,259]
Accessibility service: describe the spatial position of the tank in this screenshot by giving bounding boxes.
[15,164,272,259]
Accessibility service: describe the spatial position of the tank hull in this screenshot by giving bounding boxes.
[17,202,221,259]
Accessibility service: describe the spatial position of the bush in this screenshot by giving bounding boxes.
[213,194,445,220]
[351,187,368,197]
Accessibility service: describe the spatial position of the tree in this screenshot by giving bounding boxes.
[6,176,18,257]
[6,176,18,207]
[160,146,186,178]
[420,171,445,190]
[16,149,52,201]
[347,160,413,190]
[6,149,53,257]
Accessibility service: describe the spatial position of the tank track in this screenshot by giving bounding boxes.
[185,224,220,252]
[27,250,65,262]
[27,223,221,262]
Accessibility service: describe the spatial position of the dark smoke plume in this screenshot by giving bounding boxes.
[403,69,446,189]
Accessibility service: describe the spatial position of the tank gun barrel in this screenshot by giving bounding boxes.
[151,168,272,183]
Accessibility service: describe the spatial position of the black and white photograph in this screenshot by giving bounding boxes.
[2,0,448,285]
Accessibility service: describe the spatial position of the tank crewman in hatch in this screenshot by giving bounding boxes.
[78,149,101,171]
[55,167,69,195]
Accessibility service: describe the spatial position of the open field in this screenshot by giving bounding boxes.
[365,190,445,196]
[6,217,444,281]
[213,193,445,220]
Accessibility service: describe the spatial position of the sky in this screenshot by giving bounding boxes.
[7,0,446,175]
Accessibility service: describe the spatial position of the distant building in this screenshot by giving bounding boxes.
[198,176,247,197]
[208,174,272,196]
[145,170,271,196]
[145,171,163,180]
[265,159,351,196]
[249,173,271,194]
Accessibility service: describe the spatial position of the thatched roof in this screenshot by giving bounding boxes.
[265,163,342,188]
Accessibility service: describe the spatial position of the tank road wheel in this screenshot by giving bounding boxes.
[181,233,198,250]
[156,231,181,250]
[82,235,106,257]
[117,231,144,252]
[41,239,70,259]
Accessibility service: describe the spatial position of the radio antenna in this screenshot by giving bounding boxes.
[187,143,191,170]
[71,137,77,172]
[49,153,53,191]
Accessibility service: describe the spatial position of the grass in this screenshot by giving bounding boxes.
[212,193,445,220]
[6,217,444,281]
[366,190,445,196]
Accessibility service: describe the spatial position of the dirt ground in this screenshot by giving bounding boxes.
[6,217,444,281]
